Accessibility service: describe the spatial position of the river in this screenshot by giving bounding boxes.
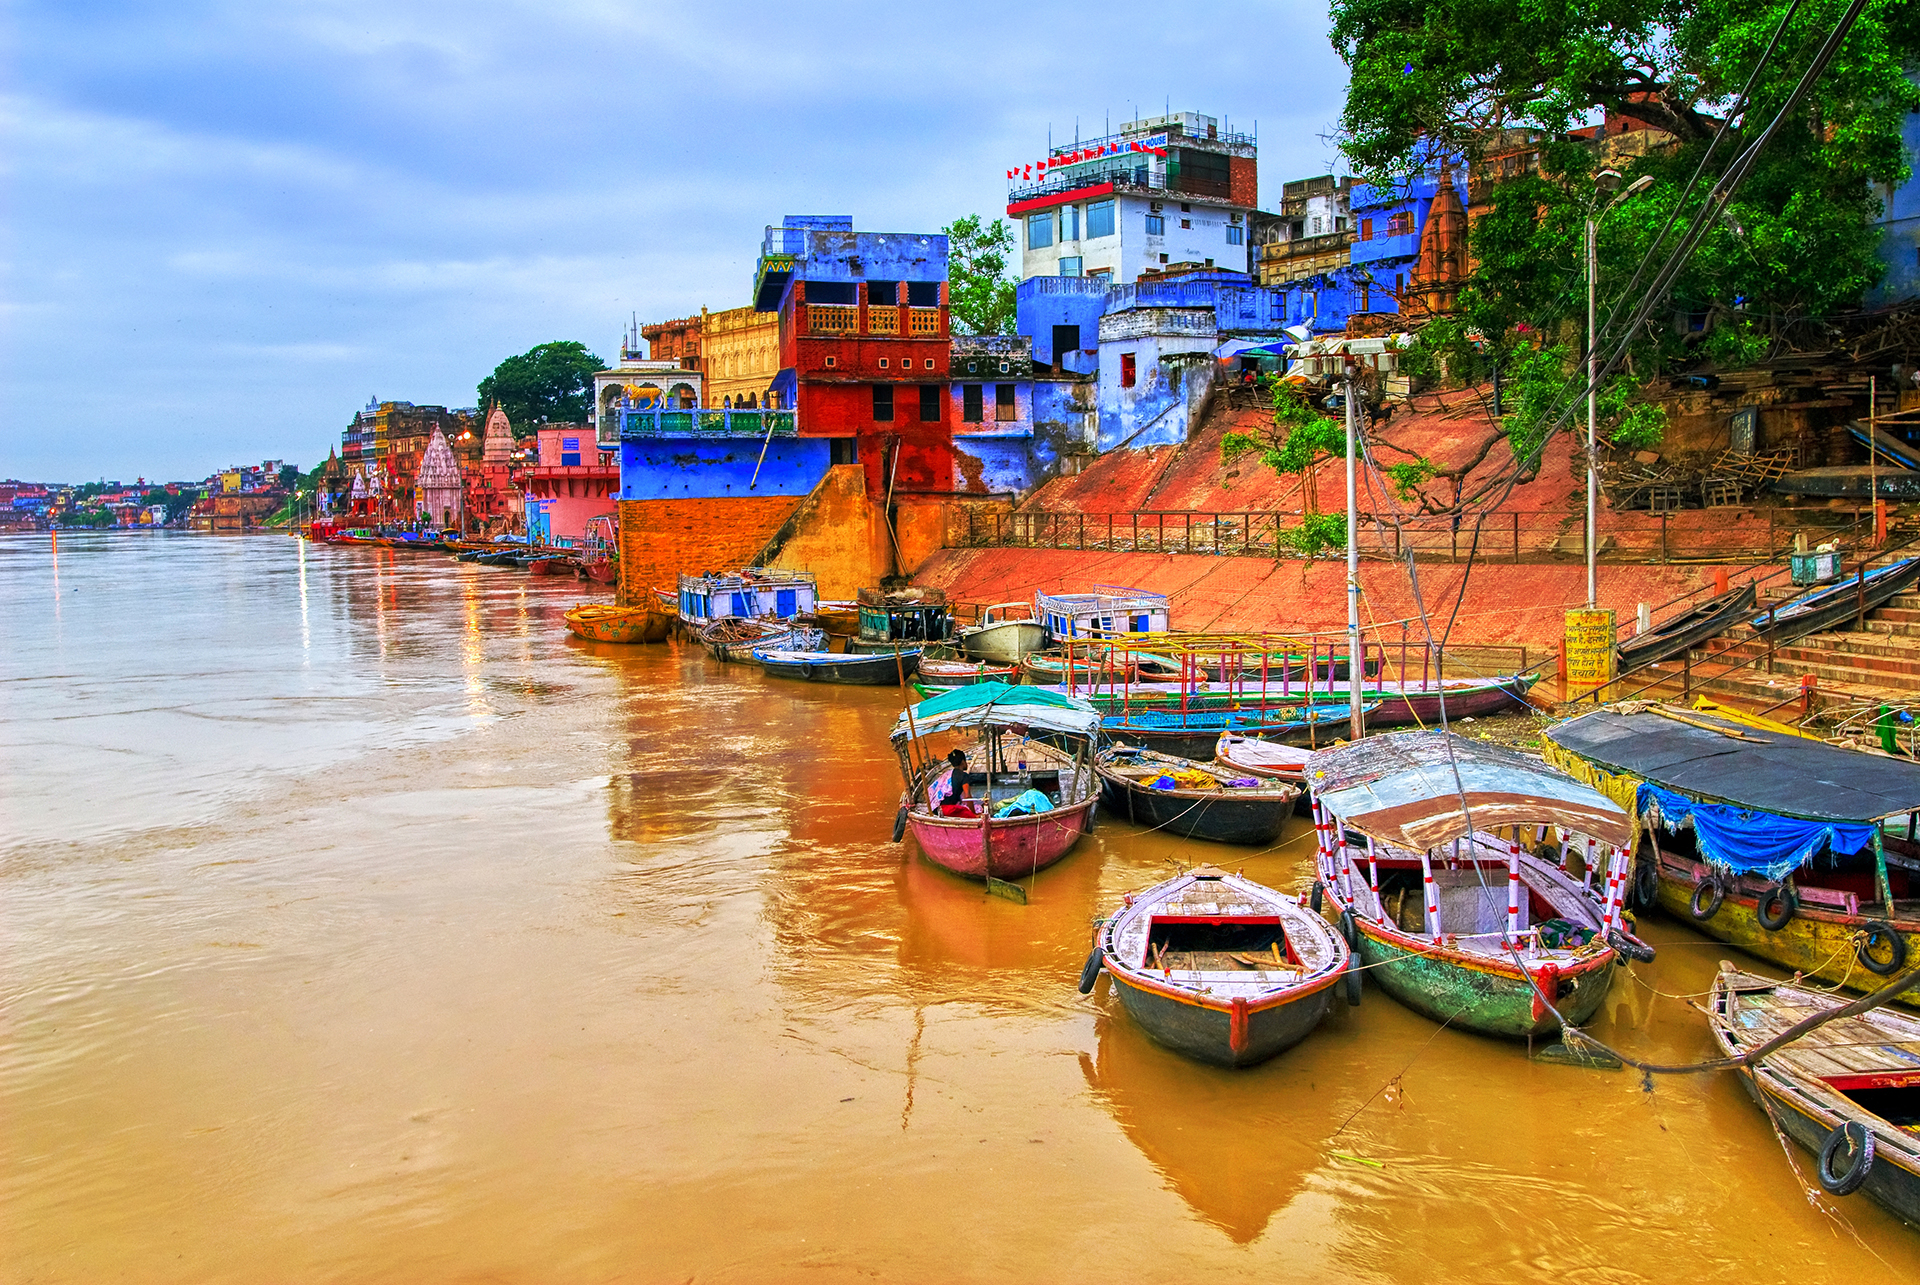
[2,531,1913,1281]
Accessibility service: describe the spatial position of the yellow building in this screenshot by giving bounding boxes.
[700,305,780,408]
[221,471,242,494]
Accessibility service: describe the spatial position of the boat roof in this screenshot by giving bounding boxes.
[1034,584,1168,613]
[676,568,817,590]
[1307,730,1632,849]
[1546,705,1920,824]
[892,681,1102,743]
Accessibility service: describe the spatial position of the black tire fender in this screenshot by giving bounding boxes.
[1310,879,1324,914]
[1077,946,1105,995]
[1857,921,1908,977]
[1607,930,1656,964]
[891,806,907,844]
[1757,884,1797,932]
[1631,857,1660,911]
[801,662,817,680]
[1817,1120,1875,1196]
[1689,877,1725,922]
[1343,951,1362,1007]
[1337,908,1360,951]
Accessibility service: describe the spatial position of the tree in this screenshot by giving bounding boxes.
[1330,0,1920,350]
[942,215,1018,336]
[476,341,604,437]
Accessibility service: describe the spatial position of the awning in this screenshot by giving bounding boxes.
[1307,730,1633,850]
[892,681,1102,743]
[1545,706,1920,824]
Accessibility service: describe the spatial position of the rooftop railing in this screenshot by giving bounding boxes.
[620,408,797,439]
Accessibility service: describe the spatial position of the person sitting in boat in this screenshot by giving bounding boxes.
[938,748,975,816]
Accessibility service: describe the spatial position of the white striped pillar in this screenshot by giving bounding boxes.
[1506,838,1523,947]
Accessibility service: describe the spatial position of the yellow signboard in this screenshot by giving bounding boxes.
[1564,609,1616,692]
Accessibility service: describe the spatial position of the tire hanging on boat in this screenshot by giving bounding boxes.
[1631,858,1659,911]
[1856,921,1908,976]
[1310,880,1324,913]
[1342,952,1362,1007]
[1757,884,1796,931]
[891,806,908,844]
[1816,1121,1875,1196]
[1337,908,1359,951]
[1077,946,1105,994]
[1689,878,1725,921]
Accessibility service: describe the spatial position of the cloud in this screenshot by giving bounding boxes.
[0,0,1350,481]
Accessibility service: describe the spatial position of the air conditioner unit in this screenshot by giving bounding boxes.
[1149,201,1163,213]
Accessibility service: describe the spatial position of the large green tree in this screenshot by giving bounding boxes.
[1332,0,1919,360]
[943,215,1018,336]
[476,341,604,437]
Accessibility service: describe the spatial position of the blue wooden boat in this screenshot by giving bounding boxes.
[1082,866,1350,1068]
[756,647,920,686]
[1751,557,1920,644]
[1104,702,1379,760]
[1094,747,1299,845]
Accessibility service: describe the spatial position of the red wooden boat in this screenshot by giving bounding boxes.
[890,683,1103,887]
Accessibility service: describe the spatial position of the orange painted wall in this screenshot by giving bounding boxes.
[616,496,802,605]
[755,465,889,598]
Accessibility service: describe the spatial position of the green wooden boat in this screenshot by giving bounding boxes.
[1307,731,1644,1040]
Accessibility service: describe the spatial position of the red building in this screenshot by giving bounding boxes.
[756,216,954,499]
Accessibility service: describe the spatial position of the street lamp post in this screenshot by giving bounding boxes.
[1585,170,1655,608]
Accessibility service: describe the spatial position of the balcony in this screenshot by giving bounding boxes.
[908,308,941,337]
[869,307,899,336]
[808,305,858,335]
[621,408,797,439]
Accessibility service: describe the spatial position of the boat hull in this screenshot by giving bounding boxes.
[1653,863,1920,1008]
[1367,675,1538,727]
[1617,583,1755,670]
[758,651,918,685]
[563,605,670,644]
[906,795,1096,881]
[958,620,1045,664]
[1354,920,1616,1038]
[1106,970,1335,1069]
[1098,775,1293,845]
[1740,1070,1920,1226]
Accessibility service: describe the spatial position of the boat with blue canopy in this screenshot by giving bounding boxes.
[1546,703,1920,1003]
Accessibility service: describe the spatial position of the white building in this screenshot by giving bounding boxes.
[1006,111,1259,286]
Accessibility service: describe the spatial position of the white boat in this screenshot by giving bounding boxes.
[956,602,1045,664]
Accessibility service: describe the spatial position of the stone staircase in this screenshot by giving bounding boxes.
[1675,582,1920,718]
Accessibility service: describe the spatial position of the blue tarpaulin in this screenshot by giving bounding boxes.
[1637,782,1876,880]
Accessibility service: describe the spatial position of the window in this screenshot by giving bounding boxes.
[878,357,889,369]
[1059,205,1079,242]
[872,384,894,422]
[1394,273,1405,298]
[1145,213,1165,236]
[868,281,898,307]
[1087,199,1115,238]
[962,384,984,423]
[808,281,856,304]
[1180,218,1192,229]
[1311,216,1323,235]
[1181,202,1191,212]
[1359,218,1373,241]
[1359,284,1371,312]
[1052,324,1080,358]
[824,355,837,368]
[995,384,1016,422]
[1335,216,1348,231]
[830,438,858,465]
[1388,210,1413,235]
[1027,213,1054,249]
[918,385,940,421]
[1226,225,1244,245]
[1120,353,1136,387]
[1158,253,1169,263]
[1058,256,1083,276]
[924,358,936,370]
[907,281,940,307]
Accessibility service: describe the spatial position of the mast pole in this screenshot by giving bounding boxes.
[1345,361,1364,741]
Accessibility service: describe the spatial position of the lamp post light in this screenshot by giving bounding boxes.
[1586,170,1656,608]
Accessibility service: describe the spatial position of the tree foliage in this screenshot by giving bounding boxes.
[477,341,603,437]
[1330,0,1920,353]
[943,215,1018,336]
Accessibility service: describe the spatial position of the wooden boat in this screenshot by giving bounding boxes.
[844,587,950,653]
[699,617,823,663]
[1214,733,1311,786]
[1617,581,1756,669]
[1707,963,1920,1223]
[563,602,671,644]
[1104,702,1376,761]
[1191,652,1380,683]
[525,556,574,576]
[956,602,1046,664]
[1545,704,1920,1006]
[756,647,920,686]
[890,683,1101,884]
[677,568,819,633]
[918,656,1019,687]
[1021,652,1137,685]
[1035,585,1170,644]
[1311,730,1640,1039]
[801,600,861,637]
[1750,556,1920,644]
[1095,748,1299,845]
[1083,866,1350,1068]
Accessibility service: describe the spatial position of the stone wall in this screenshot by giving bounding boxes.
[616,496,802,606]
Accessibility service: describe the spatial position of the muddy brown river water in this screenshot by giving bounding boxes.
[3,532,1915,1282]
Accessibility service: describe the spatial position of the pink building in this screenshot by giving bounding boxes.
[524,425,617,546]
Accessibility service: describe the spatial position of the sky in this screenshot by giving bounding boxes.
[0,1,1353,483]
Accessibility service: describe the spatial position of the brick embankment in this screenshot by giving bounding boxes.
[913,546,1747,649]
